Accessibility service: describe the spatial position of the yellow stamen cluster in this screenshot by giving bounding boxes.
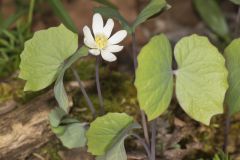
[95,35,108,49]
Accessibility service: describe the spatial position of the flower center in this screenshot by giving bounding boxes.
[95,34,108,49]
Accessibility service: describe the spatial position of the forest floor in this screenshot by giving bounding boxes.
[1,0,240,160]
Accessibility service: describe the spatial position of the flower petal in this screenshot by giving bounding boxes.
[106,45,124,53]
[92,13,104,36]
[89,49,100,56]
[83,26,95,47]
[103,18,114,38]
[84,38,96,48]
[108,30,127,45]
[101,50,117,62]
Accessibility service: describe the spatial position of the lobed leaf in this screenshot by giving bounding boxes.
[86,112,140,156]
[224,38,240,115]
[135,34,173,121]
[19,24,78,91]
[174,34,228,125]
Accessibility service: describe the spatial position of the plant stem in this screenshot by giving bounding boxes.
[131,133,151,159]
[71,68,97,118]
[132,32,138,69]
[95,56,105,115]
[141,111,150,145]
[223,107,230,153]
[150,119,157,160]
[222,6,240,153]
[131,32,150,146]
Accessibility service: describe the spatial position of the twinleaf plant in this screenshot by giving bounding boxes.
[135,34,228,125]
[224,39,240,115]
[193,0,240,154]
[19,0,239,160]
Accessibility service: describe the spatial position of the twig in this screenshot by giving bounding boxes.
[132,32,150,146]
[95,56,105,114]
[71,68,97,118]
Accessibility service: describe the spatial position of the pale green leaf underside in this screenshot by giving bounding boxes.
[132,0,167,30]
[175,34,228,125]
[135,34,173,121]
[19,24,78,91]
[54,46,88,112]
[49,107,67,127]
[58,123,87,149]
[49,108,86,149]
[229,0,240,5]
[224,38,240,115]
[193,0,229,40]
[96,136,127,160]
[86,113,139,156]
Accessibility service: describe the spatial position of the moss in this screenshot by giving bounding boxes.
[69,58,139,122]
[0,83,13,102]
[0,80,26,104]
[38,142,62,160]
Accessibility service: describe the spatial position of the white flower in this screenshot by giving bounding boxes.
[83,13,127,62]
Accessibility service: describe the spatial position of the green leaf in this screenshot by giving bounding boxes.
[48,0,78,33]
[61,117,80,124]
[213,150,232,160]
[86,113,140,156]
[93,0,117,9]
[51,125,66,135]
[49,107,86,148]
[174,34,228,125]
[229,0,240,5]
[135,34,173,121]
[96,136,127,160]
[94,7,132,33]
[57,123,87,149]
[19,24,78,91]
[49,107,67,127]
[224,39,240,115]
[193,0,230,41]
[132,0,167,30]
[54,46,88,112]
